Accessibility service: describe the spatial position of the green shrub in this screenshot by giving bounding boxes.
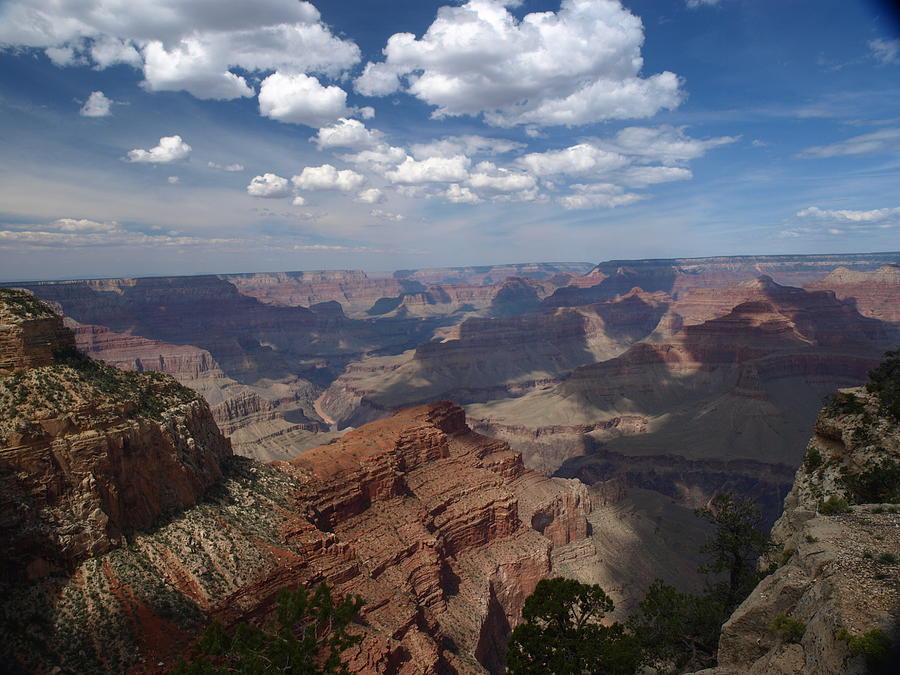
[804,448,823,472]
[878,553,897,565]
[824,391,867,416]
[841,459,900,504]
[777,548,796,566]
[836,628,893,669]
[819,496,850,515]
[866,350,900,421]
[770,614,805,643]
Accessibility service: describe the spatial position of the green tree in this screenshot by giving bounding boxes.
[867,349,900,421]
[695,493,770,612]
[505,578,642,675]
[175,583,364,675]
[627,579,722,673]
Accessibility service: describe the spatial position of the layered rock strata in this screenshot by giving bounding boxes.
[806,263,900,324]
[0,291,232,580]
[1,401,594,673]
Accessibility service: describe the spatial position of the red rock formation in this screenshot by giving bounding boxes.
[1,402,594,673]
[546,253,899,307]
[0,289,76,374]
[0,290,232,580]
[806,263,900,323]
[224,270,421,316]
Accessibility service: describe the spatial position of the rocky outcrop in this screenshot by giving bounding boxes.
[699,388,900,675]
[806,264,900,324]
[0,288,76,374]
[224,270,423,316]
[69,319,324,461]
[0,290,232,580]
[393,262,594,286]
[319,292,670,429]
[545,253,899,307]
[0,402,595,673]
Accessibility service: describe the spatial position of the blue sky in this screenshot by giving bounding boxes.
[0,0,898,281]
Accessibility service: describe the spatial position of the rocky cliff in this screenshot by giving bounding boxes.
[806,264,900,325]
[0,400,595,673]
[0,290,232,580]
[546,253,898,307]
[224,270,423,316]
[699,383,900,674]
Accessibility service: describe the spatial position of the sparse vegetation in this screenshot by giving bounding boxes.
[877,552,897,565]
[836,628,894,670]
[824,390,866,416]
[0,347,198,444]
[0,288,56,320]
[819,496,850,515]
[840,459,900,504]
[866,350,900,421]
[175,584,364,675]
[769,614,805,643]
[804,447,823,472]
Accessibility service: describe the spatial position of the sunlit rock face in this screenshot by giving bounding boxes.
[0,289,232,580]
[0,400,595,673]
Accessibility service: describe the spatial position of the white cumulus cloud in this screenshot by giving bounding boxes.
[259,72,350,127]
[312,118,383,150]
[0,0,360,101]
[410,135,525,160]
[799,128,900,158]
[354,0,682,127]
[466,161,536,193]
[386,155,471,184]
[80,90,112,117]
[356,188,386,204]
[292,164,365,191]
[370,209,404,221]
[597,126,738,165]
[445,184,482,204]
[559,183,644,210]
[247,173,291,198]
[126,135,191,163]
[796,206,900,223]
[518,144,628,177]
[782,205,900,237]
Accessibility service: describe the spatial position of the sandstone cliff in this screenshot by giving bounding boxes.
[0,401,594,673]
[0,290,232,580]
[698,386,900,674]
[806,264,900,324]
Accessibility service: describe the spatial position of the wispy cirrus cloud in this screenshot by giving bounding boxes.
[798,128,900,158]
[781,205,900,237]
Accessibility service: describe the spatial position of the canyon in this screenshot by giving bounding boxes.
[1,251,898,672]
[0,293,655,671]
[6,254,898,523]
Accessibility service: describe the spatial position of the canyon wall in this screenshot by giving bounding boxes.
[695,387,900,674]
[0,290,232,580]
[1,398,598,673]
